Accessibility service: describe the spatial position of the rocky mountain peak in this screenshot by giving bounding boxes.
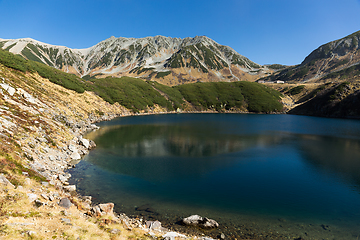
[302,30,360,65]
[0,35,267,85]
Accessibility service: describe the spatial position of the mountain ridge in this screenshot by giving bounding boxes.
[0,35,269,85]
[261,30,360,83]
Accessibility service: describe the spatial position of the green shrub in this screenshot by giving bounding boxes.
[288,85,305,95]
[155,71,171,78]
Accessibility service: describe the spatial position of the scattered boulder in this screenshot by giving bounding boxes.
[0,174,15,189]
[90,203,116,218]
[27,193,38,202]
[145,220,167,232]
[89,140,96,149]
[63,185,76,192]
[182,215,219,228]
[70,151,81,160]
[59,198,72,209]
[68,144,77,152]
[98,203,115,215]
[79,138,90,149]
[58,174,68,183]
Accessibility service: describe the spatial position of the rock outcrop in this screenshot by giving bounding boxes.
[182,215,219,229]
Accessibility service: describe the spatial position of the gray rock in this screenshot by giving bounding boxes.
[219,233,226,239]
[79,138,90,149]
[58,174,68,182]
[61,218,71,224]
[41,194,49,200]
[146,220,162,231]
[182,215,219,228]
[63,185,76,192]
[0,174,15,189]
[49,195,55,201]
[70,151,81,160]
[89,140,97,149]
[41,181,49,187]
[0,83,15,96]
[59,198,72,209]
[68,144,77,152]
[36,137,48,143]
[110,228,121,234]
[91,206,102,217]
[27,193,38,202]
[98,203,114,215]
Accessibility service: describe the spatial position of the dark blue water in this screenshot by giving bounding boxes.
[69,114,360,238]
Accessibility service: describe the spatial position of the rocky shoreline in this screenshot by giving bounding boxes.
[0,68,222,239]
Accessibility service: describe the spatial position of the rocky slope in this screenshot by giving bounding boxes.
[0,36,270,86]
[0,62,219,239]
[261,30,360,83]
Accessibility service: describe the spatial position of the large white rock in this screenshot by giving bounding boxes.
[182,215,219,228]
[79,138,90,149]
[70,151,81,160]
[63,185,76,192]
[68,144,77,152]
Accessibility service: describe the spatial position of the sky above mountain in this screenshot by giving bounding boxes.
[0,0,359,66]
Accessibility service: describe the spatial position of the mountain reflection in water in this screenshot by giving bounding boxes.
[84,123,287,182]
[298,134,360,189]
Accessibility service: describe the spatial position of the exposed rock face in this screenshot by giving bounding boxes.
[0,36,269,85]
[182,215,219,228]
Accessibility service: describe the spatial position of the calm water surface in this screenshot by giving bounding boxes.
[69,114,360,239]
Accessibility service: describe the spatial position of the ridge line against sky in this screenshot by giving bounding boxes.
[0,0,359,66]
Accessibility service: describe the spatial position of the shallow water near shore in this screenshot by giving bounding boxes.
[69,113,360,239]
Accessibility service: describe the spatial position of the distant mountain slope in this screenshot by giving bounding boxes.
[0,36,269,85]
[261,30,360,83]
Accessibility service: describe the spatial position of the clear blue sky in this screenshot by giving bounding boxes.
[0,0,359,65]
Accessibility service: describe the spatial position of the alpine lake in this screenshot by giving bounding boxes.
[68,113,360,239]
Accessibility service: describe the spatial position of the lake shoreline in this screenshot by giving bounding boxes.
[70,112,360,240]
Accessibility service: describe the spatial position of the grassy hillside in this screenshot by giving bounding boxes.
[0,48,283,113]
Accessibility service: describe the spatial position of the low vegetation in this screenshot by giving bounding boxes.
[0,48,284,113]
[288,85,305,95]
